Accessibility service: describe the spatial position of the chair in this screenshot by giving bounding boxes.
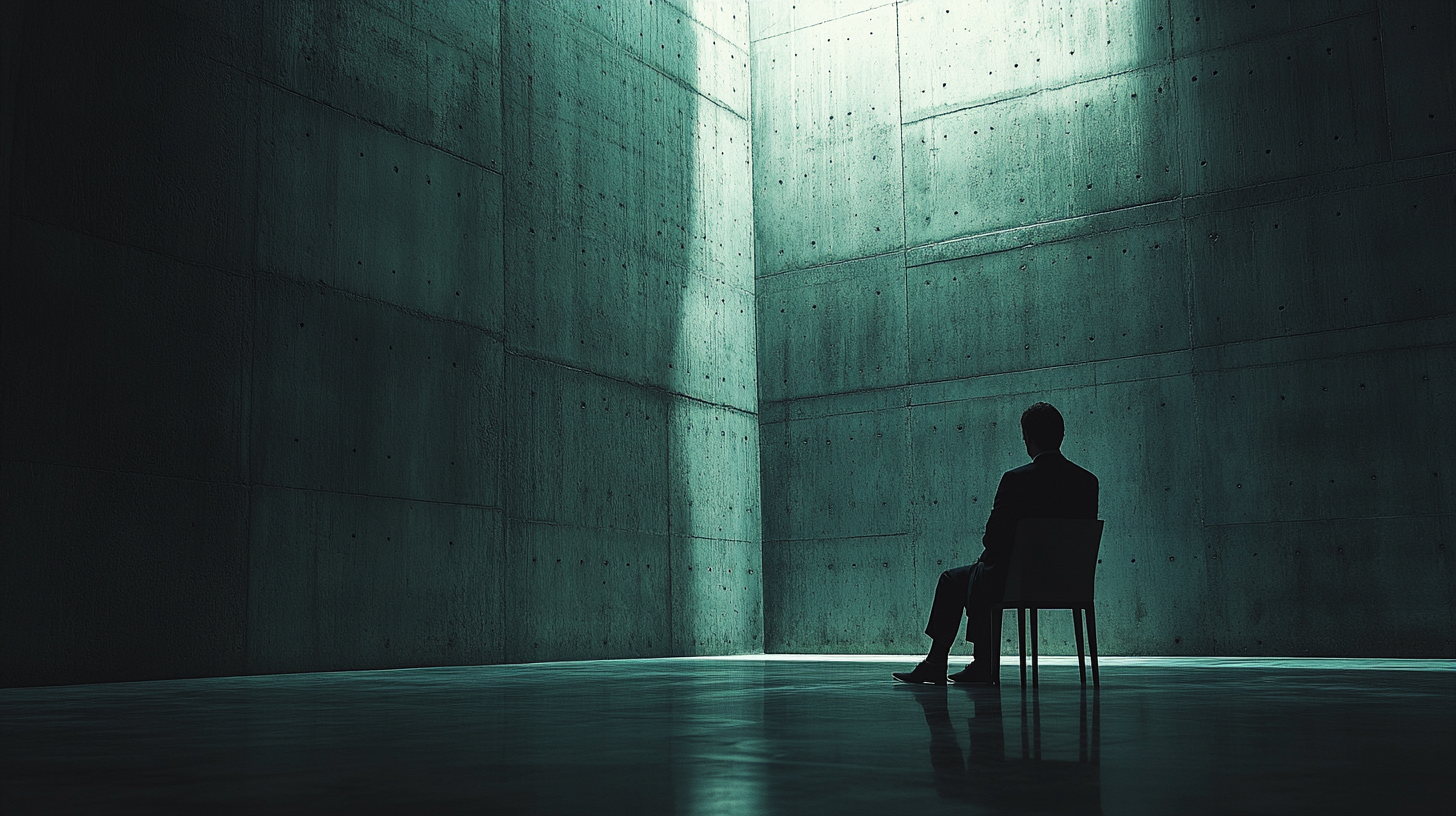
[994,518,1104,687]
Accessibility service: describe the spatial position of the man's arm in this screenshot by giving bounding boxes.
[979,472,1020,564]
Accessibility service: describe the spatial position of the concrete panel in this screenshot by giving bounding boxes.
[545,0,750,117]
[251,276,502,506]
[261,0,501,168]
[757,253,908,403]
[2,219,248,482]
[402,0,502,62]
[761,384,907,426]
[1196,345,1453,526]
[907,198,1182,267]
[904,66,1177,244]
[505,231,750,408]
[670,400,760,543]
[908,219,1189,382]
[670,535,764,654]
[9,2,254,271]
[759,405,908,542]
[247,486,502,674]
[899,0,1172,122]
[749,0,891,42]
[690,100,756,294]
[0,462,247,687]
[908,402,1031,551]
[505,356,669,533]
[1177,16,1390,195]
[762,535,917,652]
[1378,0,1456,159]
[900,348,1193,410]
[669,0,752,51]
[504,521,670,662]
[1069,376,1210,656]
[1171,0,1376,55]
[153,0,266,72]
[1189,174,1456,346]
[1205,516,1453,656]
[257,86,504,332]
[908,371,1208,655]
[503,9,753,398]
[751,6,903,274]
[1193,315,1454,375]
[670,270,757,412]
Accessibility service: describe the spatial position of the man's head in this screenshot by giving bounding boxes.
[1020,402,1065,458]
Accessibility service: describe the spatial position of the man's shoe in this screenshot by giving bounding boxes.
[948,662,998,685]
[892,661,948,685]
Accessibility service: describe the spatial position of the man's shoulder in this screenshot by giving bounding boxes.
[1013,452,1098,483]
[1062,456,1098,484]
[1004,460,1038,479]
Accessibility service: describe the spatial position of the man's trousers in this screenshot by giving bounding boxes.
[925,561,1005,651]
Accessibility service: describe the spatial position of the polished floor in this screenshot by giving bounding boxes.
[2,656,1453,814]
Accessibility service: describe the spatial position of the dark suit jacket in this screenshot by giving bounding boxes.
[958,450,1101,642]
[978,450,1099,569]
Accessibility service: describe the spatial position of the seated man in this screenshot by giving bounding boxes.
[894,402,1098,685]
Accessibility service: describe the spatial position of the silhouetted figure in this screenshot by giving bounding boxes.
[894,402,1098,685]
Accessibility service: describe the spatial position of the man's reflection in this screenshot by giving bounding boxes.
[905,683,1102,814]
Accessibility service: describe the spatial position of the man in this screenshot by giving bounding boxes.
[894,402,1098,685]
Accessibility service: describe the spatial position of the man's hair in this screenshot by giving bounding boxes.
[1021,402,1065,449]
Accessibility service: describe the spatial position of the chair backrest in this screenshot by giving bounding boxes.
[1002,518,1104,608]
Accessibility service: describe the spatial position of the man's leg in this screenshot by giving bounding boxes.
[971,616,998,662]
[894,565,973,683]
[949,566,1004,683]
[925,565,975,663]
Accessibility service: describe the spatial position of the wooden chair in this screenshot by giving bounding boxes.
[996,518,1104,687]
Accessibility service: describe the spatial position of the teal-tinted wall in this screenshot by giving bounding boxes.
[4,1,1453,688]
[751,0,1455,657]
[0,0,758,687]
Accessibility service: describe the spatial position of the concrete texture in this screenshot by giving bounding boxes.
[0,461,249,685]
[757,252,908,402]
[3,0,1453,688]
[247,486,504,673]
[751,4,903,275]
[2,0,759,687]
[1177,14,1390,194]
[752,0,1456,657]
[904,66,1179,242]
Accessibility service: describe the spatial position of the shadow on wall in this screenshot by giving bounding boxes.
[498,2,762,663]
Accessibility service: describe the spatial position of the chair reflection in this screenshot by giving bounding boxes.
[905,683,1102,814]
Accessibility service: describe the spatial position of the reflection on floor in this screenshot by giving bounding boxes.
[2,656,1453,814]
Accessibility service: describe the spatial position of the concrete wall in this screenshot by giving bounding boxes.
[500,1,760,663]
[751,0,1455,657]
[4,0,1451,685]
[1,0,758,687]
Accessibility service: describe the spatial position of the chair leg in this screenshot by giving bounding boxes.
[1017,608,1027,688]
[1086,607,1099,687]
[1031,685,1042,760]
[1078,686,1089,763]
[991,610,1004,684]
[1029,608,1039,688]
[1019,691,1030,759]
[1073,608,1087,685]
